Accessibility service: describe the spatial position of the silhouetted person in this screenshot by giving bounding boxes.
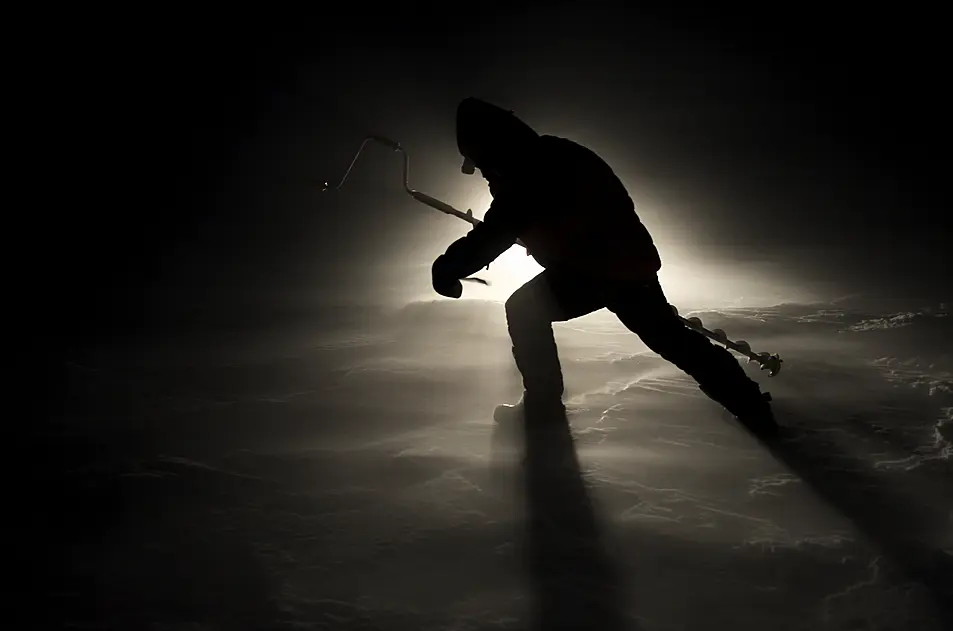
[432,97,774,427]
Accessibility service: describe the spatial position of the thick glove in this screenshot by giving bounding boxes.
[432,255,463,299]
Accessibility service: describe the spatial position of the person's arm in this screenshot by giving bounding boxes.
[436,197,525,279]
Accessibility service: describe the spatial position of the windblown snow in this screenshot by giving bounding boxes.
[39,298,952,630]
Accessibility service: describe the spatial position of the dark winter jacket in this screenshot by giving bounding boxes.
[441,98,662,282]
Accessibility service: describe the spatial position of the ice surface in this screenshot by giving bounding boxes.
[36,299,952,629]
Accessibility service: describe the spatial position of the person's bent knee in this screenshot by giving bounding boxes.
[505,286,533,323]
[505,286,549,336]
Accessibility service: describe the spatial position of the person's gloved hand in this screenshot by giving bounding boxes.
[432,255,463,299]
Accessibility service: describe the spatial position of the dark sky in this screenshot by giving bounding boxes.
[46,5,950,344]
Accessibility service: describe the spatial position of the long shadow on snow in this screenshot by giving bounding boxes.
[492,407,636,631]
[742,410,953,627]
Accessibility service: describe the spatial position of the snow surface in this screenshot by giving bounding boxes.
[36,299,952,630]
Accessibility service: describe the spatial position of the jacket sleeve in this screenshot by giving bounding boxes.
[440,197,526,279]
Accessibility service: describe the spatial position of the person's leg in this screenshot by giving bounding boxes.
[504,270,605,409]
[607,278,773,422]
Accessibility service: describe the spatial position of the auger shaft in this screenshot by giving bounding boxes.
[323,136,527,248]
[323,135,783,376]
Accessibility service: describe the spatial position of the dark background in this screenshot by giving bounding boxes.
[22,8,953,629]
[40,4,950,349]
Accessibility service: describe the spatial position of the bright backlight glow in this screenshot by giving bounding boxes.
[472,246,545,302]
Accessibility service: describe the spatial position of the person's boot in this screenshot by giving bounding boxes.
[500,340,568,424]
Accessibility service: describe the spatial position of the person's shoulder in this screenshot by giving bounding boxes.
[535,135,608,172]
[537,134,578,150]
[537,135,597,159]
